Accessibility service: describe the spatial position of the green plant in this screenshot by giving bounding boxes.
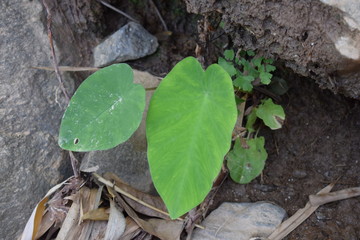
[58,52,286,219]
[218,49,286,184]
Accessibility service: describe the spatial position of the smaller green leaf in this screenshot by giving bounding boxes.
[224,49,235,61]
[218,57,237,77]
[246,50,255,56]
[227,137,267,184]
[219,21,225,29]
[265,64,276,73]
[256,99,285,130]
[235,95,245,105]
[259,71,272,85]
[245,108,257,133]
[252,57,264,68]
[239,50,247,57]
[234,57,241,65]
[233,75,254,92]
[263,58,274,64]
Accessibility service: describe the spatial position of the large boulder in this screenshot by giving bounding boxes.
[0,0,74,239]
[185,0,360,99]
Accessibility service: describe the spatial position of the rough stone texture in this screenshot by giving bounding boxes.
[80,70,161,192]
[0,0,74,239]
[42,0,103,68]
[185,0,360,99]
[94,22,159,67]
[192,202,286,240]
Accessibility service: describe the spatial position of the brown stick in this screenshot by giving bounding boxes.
[267,183,334,240]
[42,0,70,103]
[98,0,139,23]
[149,0,168,31]
[309,187,360,206]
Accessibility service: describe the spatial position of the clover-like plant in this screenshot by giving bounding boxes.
[218,49,286,184]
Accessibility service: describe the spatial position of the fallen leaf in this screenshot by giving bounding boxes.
[56,187,103,240]
[82,208,109,221]
[107,187,183,240]
[119,217,142,240]
[104,172,168,219]
[104,199,126,240]
[34,211,56,239]
[21,177,74,240]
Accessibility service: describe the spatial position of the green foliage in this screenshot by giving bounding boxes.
[227,137,267,184]
[256,98,285,130]
[218,57,236,77]
[218,49,286,184]
[58,50,287,221]
[58,64,145,151]
[146,57,237,219]
[218,49,277,92]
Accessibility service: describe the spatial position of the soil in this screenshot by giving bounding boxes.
[47,0,360,239]
[185,0,360,100]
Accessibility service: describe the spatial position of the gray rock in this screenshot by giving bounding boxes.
[192,202,286,240]
[320,0,360,31]
[0,0,74,239]
[94,22,159,67]
[80,70,161,193]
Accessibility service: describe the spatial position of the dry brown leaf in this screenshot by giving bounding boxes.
[108,187,183,240]
[55,189,82,240]
[82,208,109,221]
[104,172,168,219]
[56,187,103,240]
[146,218,183,240]
[119,217,142,240]
[34,211,56,239]
[21,177,73,240]
[104,200,126,240]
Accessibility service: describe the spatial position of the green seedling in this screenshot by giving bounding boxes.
[218,49,286,184]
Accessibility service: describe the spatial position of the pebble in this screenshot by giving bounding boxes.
[93,22,159,67]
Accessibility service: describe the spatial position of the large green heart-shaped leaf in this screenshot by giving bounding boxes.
[146,57,237,219]
[227,137,267,184]
[58,64,145,151]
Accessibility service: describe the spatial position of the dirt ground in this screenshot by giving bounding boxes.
[50,0,360,239]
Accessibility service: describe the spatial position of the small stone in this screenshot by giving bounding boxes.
[192,202,286,240]
[253,183,277,192]
[292,169,307,179]
[94,22,159,67]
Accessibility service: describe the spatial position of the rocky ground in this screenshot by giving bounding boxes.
[2,0,359,239]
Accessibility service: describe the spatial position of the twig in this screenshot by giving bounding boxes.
[98,0,139,23]
[149,0,168,31]
[68,151,80,178]
[32,66,159,91]
[93,173,205,229]
[309,187,360,206]
[267,183,334,240]
[32,66,100,72]
[42,0,70,103]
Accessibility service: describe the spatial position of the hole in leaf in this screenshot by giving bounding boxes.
[74,138,79,145]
